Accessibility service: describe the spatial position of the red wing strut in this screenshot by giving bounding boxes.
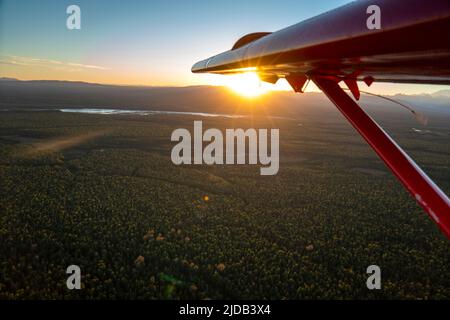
[312,76,450,238]
[192,0,450,238]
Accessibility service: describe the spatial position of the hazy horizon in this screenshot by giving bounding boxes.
[2,76,450,97]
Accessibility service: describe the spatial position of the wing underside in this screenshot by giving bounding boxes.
[192,0,450,85]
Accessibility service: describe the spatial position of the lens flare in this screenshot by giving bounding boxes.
[222,72,269,97]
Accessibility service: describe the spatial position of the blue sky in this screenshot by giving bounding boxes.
[0,0,449,94]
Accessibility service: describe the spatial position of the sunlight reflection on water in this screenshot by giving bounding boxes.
[59,108,245,118]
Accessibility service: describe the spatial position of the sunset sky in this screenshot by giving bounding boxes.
[1,0,449,95]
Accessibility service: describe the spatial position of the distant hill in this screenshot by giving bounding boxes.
[0,78,328,117]
[0,78,449,118]
[0,77,19,81]
[431,89,450,98]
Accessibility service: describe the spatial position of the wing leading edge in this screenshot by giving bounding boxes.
[192,0,450,85]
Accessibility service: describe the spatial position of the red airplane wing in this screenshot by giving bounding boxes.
[192,0,450,85]
[192,0,450,239]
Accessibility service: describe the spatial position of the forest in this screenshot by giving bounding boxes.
[0,105,449,300]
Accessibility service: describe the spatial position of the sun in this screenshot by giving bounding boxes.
[203,71,299,97]
[221,72,269,98]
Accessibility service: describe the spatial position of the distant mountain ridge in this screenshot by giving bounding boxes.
[0,77,323,116]
[431,89,450,98]
[0,77,19,81]
[1,78,449,117]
